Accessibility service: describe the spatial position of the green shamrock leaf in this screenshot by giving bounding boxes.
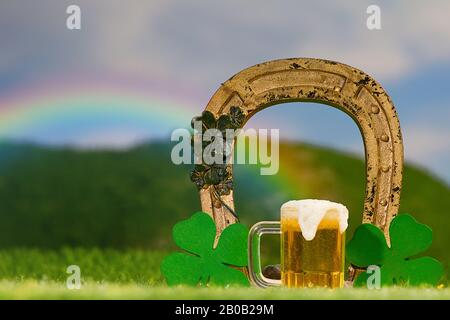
[347,214,443,287]
[161,212,249,287]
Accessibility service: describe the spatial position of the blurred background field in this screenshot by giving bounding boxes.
[0,140,448,298]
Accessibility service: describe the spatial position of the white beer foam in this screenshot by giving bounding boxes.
[281,199,348,241]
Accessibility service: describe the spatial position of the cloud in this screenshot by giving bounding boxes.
[2,0,450,87]
[83,0,450,84]
[405,127,450,161]
[403,126,450,184]
[70,127,152,150]
[401,105,450,182]
[1,0,449,182]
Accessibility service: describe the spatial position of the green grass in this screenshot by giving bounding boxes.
[1,281,449,300]
[0,141,448,298]
[0,248,448,300]
[0,248,166,285]
[0,141,449,270]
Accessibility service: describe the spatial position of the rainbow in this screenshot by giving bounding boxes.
[0,75,202,147]
[0,74,323,196]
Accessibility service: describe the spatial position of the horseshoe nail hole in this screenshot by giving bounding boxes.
[380,134,389,142]
[379,199,388,206]
[213,199,222,208]
[371,106,380,114]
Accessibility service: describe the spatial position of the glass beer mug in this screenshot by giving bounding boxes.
[248,199,348,288]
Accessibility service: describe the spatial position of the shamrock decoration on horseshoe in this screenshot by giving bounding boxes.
[189,106,245,197]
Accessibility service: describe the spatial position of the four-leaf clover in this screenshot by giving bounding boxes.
[189,107,246,195]
[161,212,249,286]
[347,214,443,287]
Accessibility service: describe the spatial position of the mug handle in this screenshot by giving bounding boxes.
[247,221,282,288]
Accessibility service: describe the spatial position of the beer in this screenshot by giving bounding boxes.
[280,200,348,288]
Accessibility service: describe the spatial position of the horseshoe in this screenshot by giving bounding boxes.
[195,58,403,244]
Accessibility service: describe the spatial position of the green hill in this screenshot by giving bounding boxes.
[0,141,448,271]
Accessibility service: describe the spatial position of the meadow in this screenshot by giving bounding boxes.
[0,248,448,299]
[0,141,448,299]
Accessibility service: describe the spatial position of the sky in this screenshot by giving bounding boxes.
[0,0,449,183]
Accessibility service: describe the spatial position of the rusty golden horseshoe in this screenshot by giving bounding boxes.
[197,58,403,242]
